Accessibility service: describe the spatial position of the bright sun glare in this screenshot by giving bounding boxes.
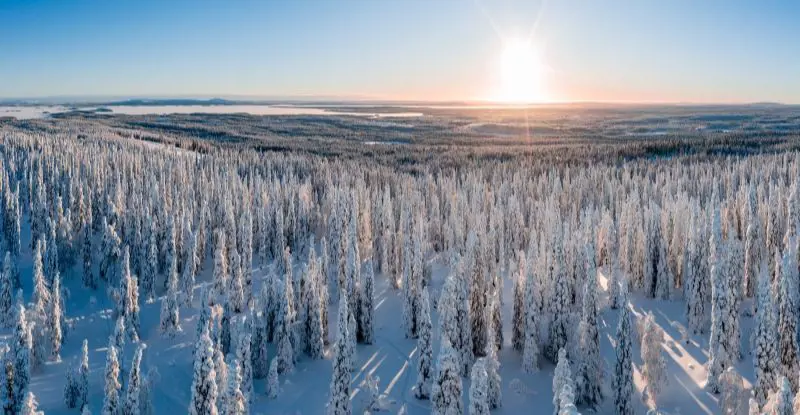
[494,38,547,103]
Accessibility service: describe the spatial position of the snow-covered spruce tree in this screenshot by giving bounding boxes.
[522,254,540,373]
[318,238,331,345]
[552,348,573,415]
[327,298,352,415]
[3,303,32,414]
[345,202,363,341]
[607,220,623,310]
[612,292,634,415]
[64,360,80,408]
[455,258,474,377]
[251,308,269,379]
[414,286,433,400]
[142,217,158,303]
[213,337,227,413]
[575,261,603,407]
[490,272,503,351]
[212,229,229,305]
[359,260,375,345]
[48,271,63,362]
[778,236,800,390]
[267,357,279,399]
[511,251,526,352]
[235,330,253,411]
[100,217,122,287]
[431,338,463,415]
[0,252,14,328]
[82,220,96,289]
[20,391,42,415]
[124,344,144,415]
[744,184,764,301]
[275,279,296,374]
[725,235,744,360]
[189,326,218,415]
[78,339,90,409]
[771,376,793,415]
[228,249,245,314]
[181,228,198,308]
[720,366,747,415]
[467,232,488,359]
[641,311,667,408]
[30,241,49,372]
[225,359,247,415]
[707,206,734,394]
[102,345,121,415]
[159,254,182,338]
[119,247,140,342]
[749,397,760,415]
[162,216,177,294]
[753,260,778,406]
[302,246,325,358]
[684,207,708,335]
[469,358,490,415]
[547,230,571,364]
[484,290,502,409]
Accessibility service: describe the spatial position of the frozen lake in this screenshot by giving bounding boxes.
[0,105,423,119]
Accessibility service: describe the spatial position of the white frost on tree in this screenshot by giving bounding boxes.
[640,312,667,408]
[431,338,463,415]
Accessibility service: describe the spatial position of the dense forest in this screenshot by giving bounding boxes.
[0,107,799,414]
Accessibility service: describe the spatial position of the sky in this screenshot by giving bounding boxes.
[1,0,799,103]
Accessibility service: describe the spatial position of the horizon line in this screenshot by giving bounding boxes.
[0,94,795,107]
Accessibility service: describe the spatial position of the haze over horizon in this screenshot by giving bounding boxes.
[2,0,799,104]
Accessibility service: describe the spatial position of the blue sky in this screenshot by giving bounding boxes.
[1,0,799,103]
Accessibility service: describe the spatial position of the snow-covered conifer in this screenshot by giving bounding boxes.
[414,286,433,400]
[484,290,502,409]
[124,344,144,415]
[359,260,375,345]
[771,376,793,415]
[708,206,734,394]
[753,260,778,405]
[0,252,14,328]
[225,359,247,415]
[159,259,182,338]
[189,326,218,415]
[267,358,279,399]
[575,264,603,407]
[720,366,747,415]
[547,230,570,363]
[612,294,633,415]
[511,252,526,352]
[212,229,229,304]
[469,358,489,415]
[641,312,667,408]
[275,278,296,374]
[142,218,158,303]
[235,330,253,410]
[431,339,463,415]
[327,300,352,415]
[20,391,42,415]
[102,345,121,415]
[181,228,197,308]
[552,348,573,415]
[522,256,540,373]
[302,246,325,358]
[778,238,800,390]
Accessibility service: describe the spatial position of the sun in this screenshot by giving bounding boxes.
[492,38,548,103]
